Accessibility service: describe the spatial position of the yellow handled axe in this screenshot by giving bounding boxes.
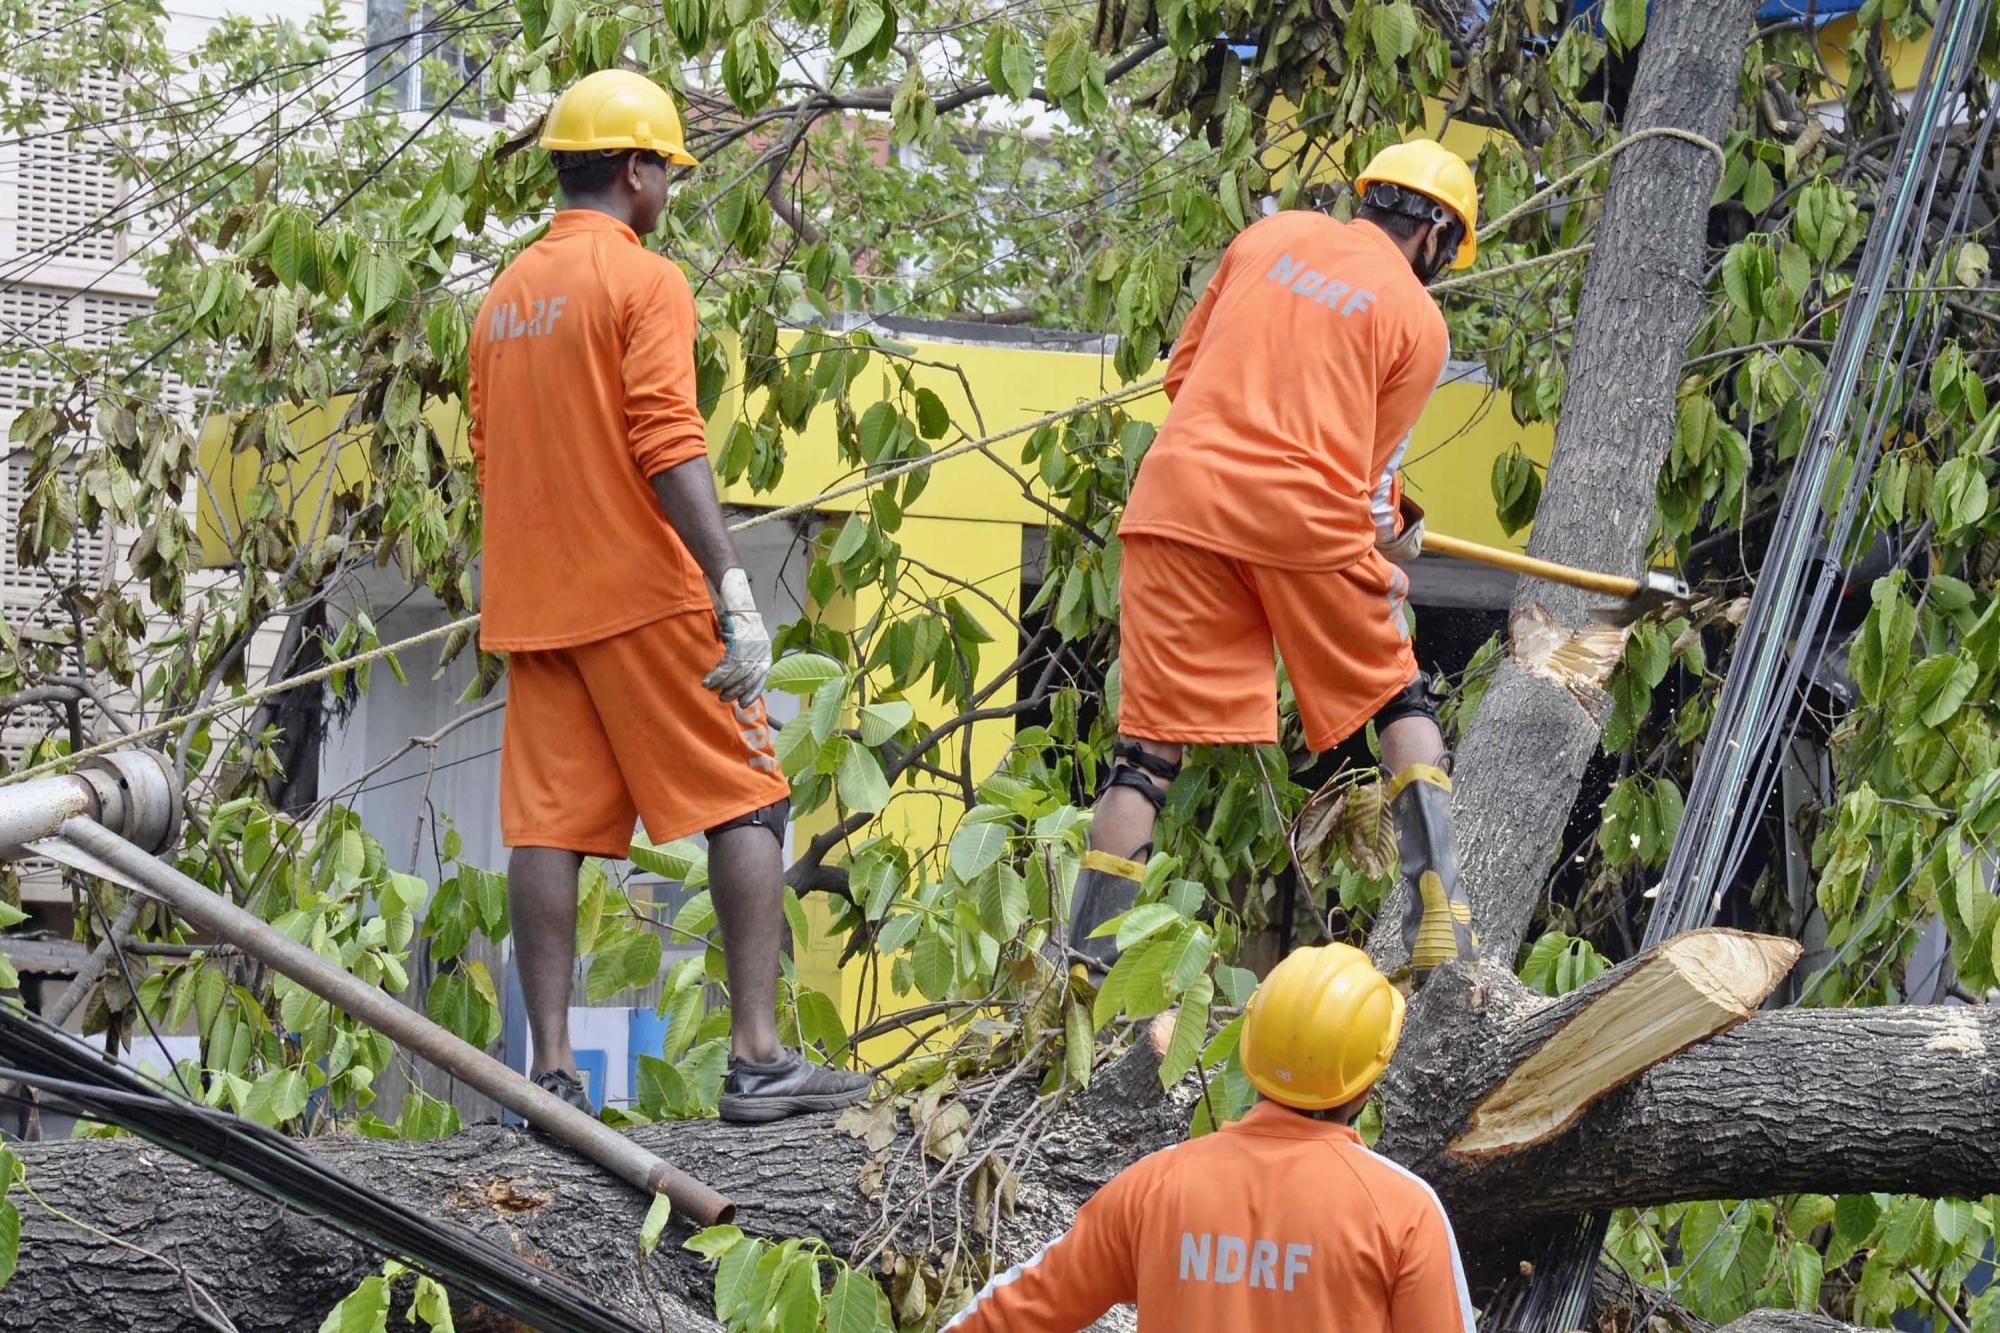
[1421,531,1690,626]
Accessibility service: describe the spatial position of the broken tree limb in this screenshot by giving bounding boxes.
[0,958,1979,1329]
[1450,930,1800,1159]
[1381,960,2000,1250]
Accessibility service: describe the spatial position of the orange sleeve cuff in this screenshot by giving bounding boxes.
[633,423,711,479]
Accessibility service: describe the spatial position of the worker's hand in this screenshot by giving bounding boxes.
[1377,494,1425,564]
[704,568,772,703]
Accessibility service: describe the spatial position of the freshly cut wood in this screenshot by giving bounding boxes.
[1383,961,2000,1247]
[1452,930,1800,1157]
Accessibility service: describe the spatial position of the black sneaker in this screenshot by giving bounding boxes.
[534,1068,595,1115]
[717,1049,873,1124]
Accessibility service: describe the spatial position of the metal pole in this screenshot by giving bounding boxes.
[50,815,733,1226]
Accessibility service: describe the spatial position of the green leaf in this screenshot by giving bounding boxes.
[319,1274,390,1333]
[640,1193,675,1255]
[240,1068,308,1128]
[858,699,914,746]
[585,927,663,1003]
[827,1269,888,1333]
[1829,1194,1881,1265]
[1880,1195,1931,1265]
[684,1223,746,1260]
[1043,20,1088,99]
[1103,902,1180,947]
[983,23,1036,101]
[949,819,1008,881]
[1912,651,1979,728]
[1369,1,1419,58]
[1064,997,1094,1088]
[628,837,707,883]
[1934,1197,1975,1248]
[0,904,27,931]
[0,1197,19,1292]
[833,0,884,59]
[1159,974,1213,1087]
[836,741,891,813]
[1932,454,1990,537]
[912,388,951,440]
[911,927,955,999]
[766,653,846,693]
[1601,0,1647,56]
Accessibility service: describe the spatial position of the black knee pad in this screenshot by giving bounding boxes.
[1098,740,1183,813]
[707,796,791,844]
[1374,671,1440,731]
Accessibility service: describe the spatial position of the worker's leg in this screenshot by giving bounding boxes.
[1254,554,1476,979]
[1375,673,1479,978]
[507,846,584,1077]
[498,644,638,1112]
[1379,711,1445,773]
[1073,737,1184,968]
[703,814,786,1066]
[572,613,869,1122]
[1081,536,1275,969]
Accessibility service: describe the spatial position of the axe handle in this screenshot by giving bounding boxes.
[1422,531,1641,598]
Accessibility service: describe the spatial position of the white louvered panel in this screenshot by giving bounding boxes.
[9,58,130,269]
[75,292,148,349]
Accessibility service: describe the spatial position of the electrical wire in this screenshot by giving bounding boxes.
[0,1001,656,1333]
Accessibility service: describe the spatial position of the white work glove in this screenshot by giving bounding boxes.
[704,568,772,703]
[1376,494,1425,565]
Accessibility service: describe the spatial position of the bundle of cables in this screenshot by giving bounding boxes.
[0,1000,653,1333]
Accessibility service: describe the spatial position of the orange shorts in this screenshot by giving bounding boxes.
[1116,534,1419,753]
[500,611,789,857]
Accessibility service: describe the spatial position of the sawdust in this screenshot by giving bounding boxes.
[1925,1011,1986,1057]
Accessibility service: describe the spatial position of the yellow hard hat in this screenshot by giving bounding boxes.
[541,70,698,166]
[1355,139,1478,270]
[1240,943,1405,1112]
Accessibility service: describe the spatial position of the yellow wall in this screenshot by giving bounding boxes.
[787,514,1025,1057]
[200,331,1545,563]
[196,396,469,567]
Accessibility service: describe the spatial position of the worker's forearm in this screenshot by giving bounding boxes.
[649,457,743,585]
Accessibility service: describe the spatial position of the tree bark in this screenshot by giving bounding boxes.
[1381,961,2000,1252]
[7,946,1987,1330]
[0,1041,1193,1332]
[1373,0,1763,973]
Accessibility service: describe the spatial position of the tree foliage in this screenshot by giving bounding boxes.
[2,0,2000,1325]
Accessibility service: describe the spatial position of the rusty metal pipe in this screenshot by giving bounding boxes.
[49,814,734,1226]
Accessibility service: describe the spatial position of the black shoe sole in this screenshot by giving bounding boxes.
[716,1087,870,1124]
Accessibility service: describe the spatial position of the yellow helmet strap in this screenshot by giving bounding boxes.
[1361,182,1461,285]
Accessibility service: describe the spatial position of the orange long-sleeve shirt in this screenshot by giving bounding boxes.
[940,1101,1476,1333]
[469,210,714,651]
[1120,212,1450,571]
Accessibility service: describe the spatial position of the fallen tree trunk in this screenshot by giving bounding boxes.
[1,934,1972,1331]
[1382,960,2000,1249]
[0,1037,1193,1332]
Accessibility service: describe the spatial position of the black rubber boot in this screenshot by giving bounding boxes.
[1068,847,1148,973]
[1390,764,1479,980]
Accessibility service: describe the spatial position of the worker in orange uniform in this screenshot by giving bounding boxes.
[942,943,1476,1331]
[468,70,870,1124]
[1072,141,1483,982]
